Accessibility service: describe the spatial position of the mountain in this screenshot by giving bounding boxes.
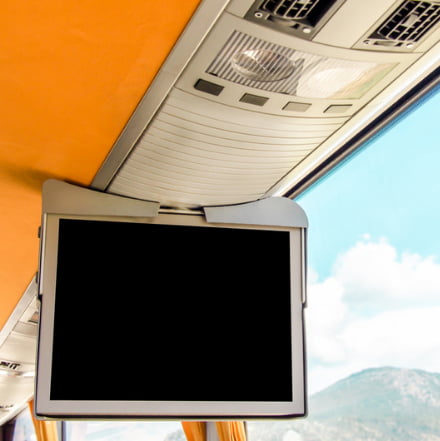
[247,367,440,441]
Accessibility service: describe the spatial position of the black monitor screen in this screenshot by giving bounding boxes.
[50,219,293,402]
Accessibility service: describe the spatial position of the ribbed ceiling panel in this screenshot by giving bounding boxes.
[108,89,348,207]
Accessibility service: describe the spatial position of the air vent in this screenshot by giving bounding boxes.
[262,0,324,20]
[0,361,21,371]
[361,1,440,51]
[245,0,346,39]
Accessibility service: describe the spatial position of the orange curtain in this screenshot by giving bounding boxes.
[181,422,207,441]
[28,400,59,441]
[181,422,246,441]
[216,422,246,441]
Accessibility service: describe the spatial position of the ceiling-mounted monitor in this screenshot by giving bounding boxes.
[35,180,308,419]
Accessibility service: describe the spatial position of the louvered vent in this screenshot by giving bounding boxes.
[107,88,349,208]
[0,361,21,371]
[363,1,440,50]
[262,0,324,20]
[245,0,345,39]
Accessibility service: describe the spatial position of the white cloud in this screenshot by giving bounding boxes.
[306,237,440,394]
[306,278,348,364]
[283,430,304,441]
[333,237,440,311]
[341,307,440,369]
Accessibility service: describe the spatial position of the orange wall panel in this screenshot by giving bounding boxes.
[0,0,201,328]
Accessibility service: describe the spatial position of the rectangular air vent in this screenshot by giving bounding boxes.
[0,361,21,371]
[245,0,346,39]
[361,1,440,51]
[261,0,324,20]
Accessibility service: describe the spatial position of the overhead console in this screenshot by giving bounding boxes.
[93,0,440,209]
[35,180,308,419]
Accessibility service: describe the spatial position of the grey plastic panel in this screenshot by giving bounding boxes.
[0,278,37,349]
[106,87,339,208]
[91,0,231,191]
[42,180,160,217]
[204,196,308,228]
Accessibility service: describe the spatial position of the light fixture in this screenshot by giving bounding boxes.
[231,48,298,82]
[0,369,18,377]
[207,31,395,99]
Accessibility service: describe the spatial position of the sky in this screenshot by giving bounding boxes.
[296,85,440,394]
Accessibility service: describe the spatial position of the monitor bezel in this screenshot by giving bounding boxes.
[35,180,307,419]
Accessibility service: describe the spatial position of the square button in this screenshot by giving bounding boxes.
[283,101,311,112]
[194,79,224,96]
[324,104,352,114]
[239,93,269,106]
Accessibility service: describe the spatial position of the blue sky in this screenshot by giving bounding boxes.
[295,85,440,393]
[297,85,440,279]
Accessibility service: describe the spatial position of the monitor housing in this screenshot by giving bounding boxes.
[35,180,308,419]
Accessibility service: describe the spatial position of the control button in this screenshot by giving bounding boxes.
[324,104,352,114]
[283,101,311,112]
[239,93,269,106]
[194,79,224,96]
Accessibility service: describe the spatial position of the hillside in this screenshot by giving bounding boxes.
[247,367,440,441]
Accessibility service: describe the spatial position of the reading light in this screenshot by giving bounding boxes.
[296,59,394,99]
[231,48,298,82]
[0,369,18,378]
[208,31,395,99]
[0,368,34,378]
